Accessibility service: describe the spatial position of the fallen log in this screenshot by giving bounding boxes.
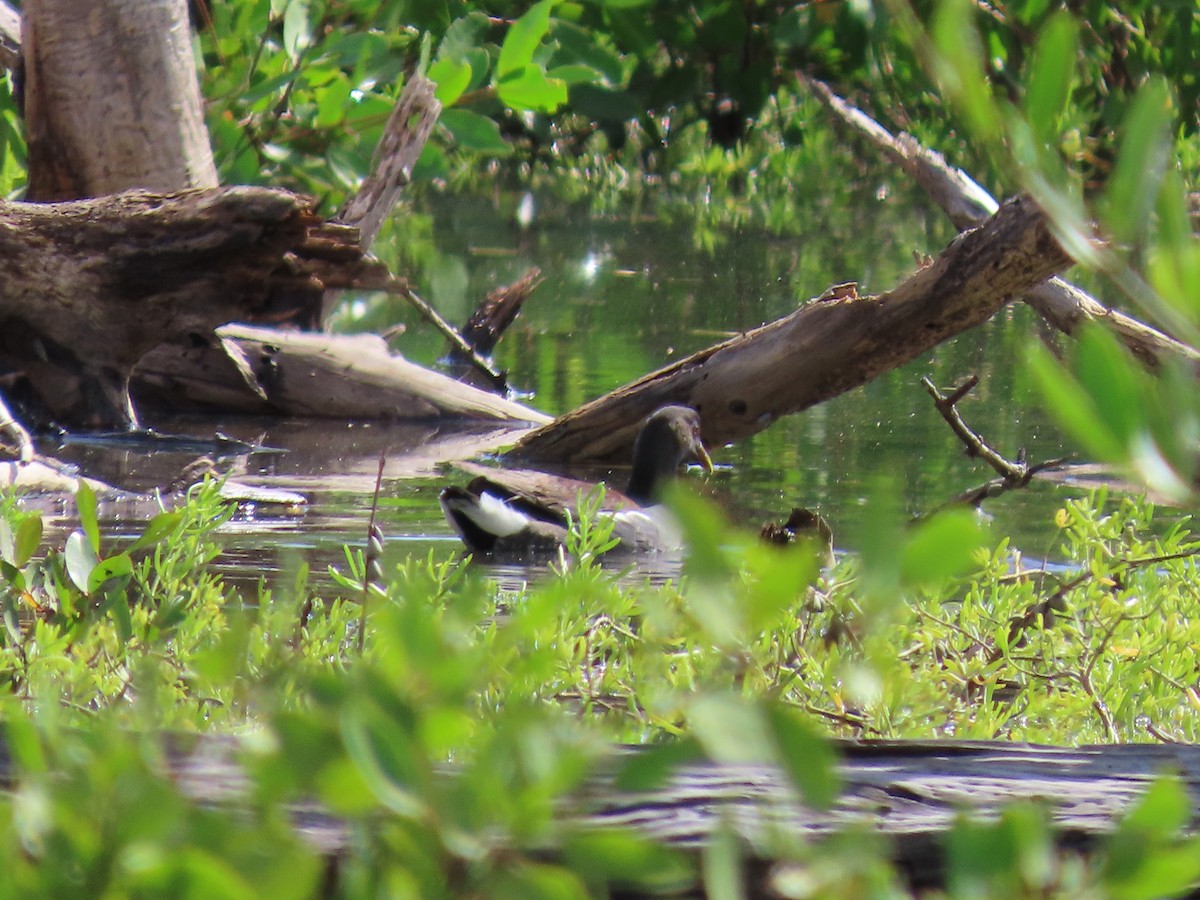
[512,194,1073,463]
[136,324,550,424]
[0,187,397,429]
[801,75,1200,371]
[38,735,1200,895]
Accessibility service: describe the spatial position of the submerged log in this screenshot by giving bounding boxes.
[513,195,1073,463]
[0,188,389,429]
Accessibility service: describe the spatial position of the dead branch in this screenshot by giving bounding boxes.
[801,75,1200,371]
[512,195,1073,463]
[922,374,1071,507]
[338,75,440,251]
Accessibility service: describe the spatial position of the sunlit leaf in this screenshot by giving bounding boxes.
[64,529,99,593]
[88,552,133,595]
[429,58,473,106]
[702,825,744,900]
[282,0,310,59]
[900,507,989,586]
[1104,78,1173,246]
[1023,12,1077,148]
[14,514,42,568]
[496,65,569,113]
[128,511,184,553]
[498,0,556,78]
[1027,341,1124,462]
[75,481,100,556]
[764,704,840,808]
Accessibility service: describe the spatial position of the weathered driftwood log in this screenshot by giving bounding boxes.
[0,188,391,428]
[135,325,548,424]
[38,736,1199,895]
[512,195,1073,463]
[22,0,218,200]
[801,75,1200,371]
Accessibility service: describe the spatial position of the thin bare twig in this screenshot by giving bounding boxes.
[922,374,1071,508]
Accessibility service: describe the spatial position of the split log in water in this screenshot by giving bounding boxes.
[513,194,1074,463]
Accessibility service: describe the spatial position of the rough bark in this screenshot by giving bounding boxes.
[801,75,1200,371]
[513,195,1073,463]
[337,76,440,252]
[0,188,382,427]
[22,0,217,200]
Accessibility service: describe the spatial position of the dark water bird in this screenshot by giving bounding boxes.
[760,507,836,568]
[440,405,713,556]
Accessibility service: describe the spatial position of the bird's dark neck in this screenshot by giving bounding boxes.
[625,420,679,505]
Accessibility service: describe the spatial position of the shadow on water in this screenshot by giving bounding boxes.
[30,183,1187,590]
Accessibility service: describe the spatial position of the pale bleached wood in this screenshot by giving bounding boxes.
[22,0,217,200]
[0,1,18,71]
[211,324,551,424]
[513,195,1072,463]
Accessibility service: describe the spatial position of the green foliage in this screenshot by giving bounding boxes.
[0,480,1197,891]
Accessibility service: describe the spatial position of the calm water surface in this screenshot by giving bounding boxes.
[47,183,1179,588]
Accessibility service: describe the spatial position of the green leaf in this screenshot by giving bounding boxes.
[496,65,568,113]
[1023,12,1077,147]
[613,739,703,792]
[88,552,133,595]
[1104,77,1173,246]
[764,705,840,809]
[429,58,473,106]
[1072,324,1143,448]
[440,108,511,153]
[497,0,556,78]
[438,13,490,63]
[689,695,769,764]
[901,508,989,586]
[545,64,600,86]
[75,480,100,556]
[101,580,133,643]
[1027,341,1124,462]
[128,510,184,553]
[64,529,99,593]
[702,825,744,900]
[14,514,42,567]
[282,0,310,59]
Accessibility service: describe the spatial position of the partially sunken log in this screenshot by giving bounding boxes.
[0,187,389,429]
[513,195,1073,463]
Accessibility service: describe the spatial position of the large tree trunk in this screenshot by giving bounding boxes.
[21,0,217,200]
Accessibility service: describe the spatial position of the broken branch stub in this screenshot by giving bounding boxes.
[512,195,1074,463]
